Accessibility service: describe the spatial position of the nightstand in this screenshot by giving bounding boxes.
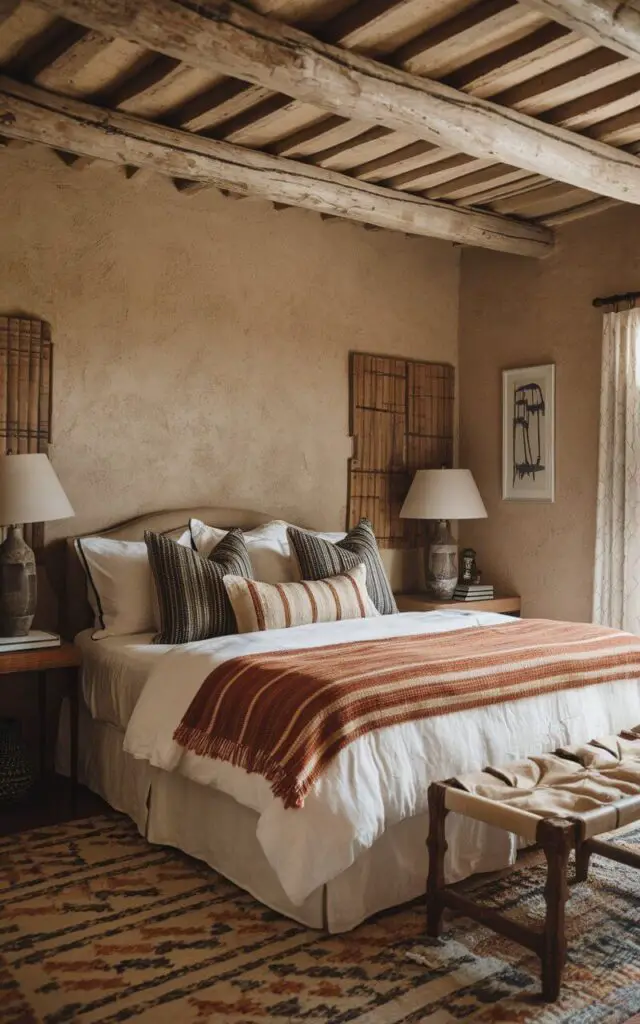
[0,643,81,813]
[396,593,521,616]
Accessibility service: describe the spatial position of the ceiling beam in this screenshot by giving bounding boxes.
[31,0,640,204]
[0,76,553,258]
[518,1,640,62]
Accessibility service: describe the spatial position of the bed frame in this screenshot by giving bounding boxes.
[62,505,440,932]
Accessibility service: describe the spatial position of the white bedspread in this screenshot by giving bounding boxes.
[75,629,172,730]
[123,611,640,905]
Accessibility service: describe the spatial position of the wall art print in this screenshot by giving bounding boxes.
[502,363,555,502]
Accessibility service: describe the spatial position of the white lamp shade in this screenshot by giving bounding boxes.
[0,454,74,525]
[400,469,487,521]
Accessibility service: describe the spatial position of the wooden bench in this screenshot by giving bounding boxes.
[426,726,640,1001]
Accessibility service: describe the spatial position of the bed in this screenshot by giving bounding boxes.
[57,506,640,933]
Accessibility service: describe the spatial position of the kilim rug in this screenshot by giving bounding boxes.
[0,814,639,1023]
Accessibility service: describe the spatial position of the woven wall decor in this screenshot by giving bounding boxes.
[348,352,454,549]
[0,316,53,549]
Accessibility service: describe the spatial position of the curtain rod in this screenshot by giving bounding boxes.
[593,290,640,308]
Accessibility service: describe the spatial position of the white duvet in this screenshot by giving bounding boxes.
[124,610,640,905]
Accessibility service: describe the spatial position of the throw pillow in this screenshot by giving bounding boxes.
[223,563,377,633]
[145,528,252,644]
[287,518,397,615]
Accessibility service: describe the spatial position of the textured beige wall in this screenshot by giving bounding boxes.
[459,204,640,621]
[1,148,459,584]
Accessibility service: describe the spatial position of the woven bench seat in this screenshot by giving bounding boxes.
[426,726,640,1002]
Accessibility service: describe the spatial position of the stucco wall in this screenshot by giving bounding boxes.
[1,148,460,588]
[459,204,640,621]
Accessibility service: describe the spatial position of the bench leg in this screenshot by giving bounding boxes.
[537,818,574,1002]
[426,782,449,938]
[575,839,592,883]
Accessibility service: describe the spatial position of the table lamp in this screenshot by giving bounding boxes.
[0,454,74,636]
[400,468,487,600]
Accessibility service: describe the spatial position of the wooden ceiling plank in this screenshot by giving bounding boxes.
[444,22,571,94]
[351,140,443,180]
[425,162,524,200]
[33,26,109,87]
[211,94,294,139]
[312,125,391,162]
[165,79,262,131]
[320,0,410,45]
[394,0,546,78]
[115,62,209,115]
[456,173,547,205]
[221,100,331,147]
[317,128,417,171]
[98,53,181,108]
[387,152,477,189]
[493,47,627,114]
[0,75,554,257]
[490,179,590,214]
[30,0,640,205]
[320,0,474,55]
[251,0,357,31]
[550,71,640,129]
[268,113,352,156]
[519,0,640,62]
[589,104,640,146]
[539,195,621,225]
[7,16,83,77]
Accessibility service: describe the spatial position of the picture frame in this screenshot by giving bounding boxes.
[502,363,555,502]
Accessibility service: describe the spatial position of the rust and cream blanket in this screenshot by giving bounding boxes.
[173,618,640,810]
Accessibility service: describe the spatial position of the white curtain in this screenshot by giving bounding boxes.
[593,307,640,633]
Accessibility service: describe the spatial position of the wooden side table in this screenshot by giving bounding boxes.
[0,643,82,812]
[395,593,522,616]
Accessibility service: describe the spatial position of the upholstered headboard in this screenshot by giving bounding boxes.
[64,506,273,640]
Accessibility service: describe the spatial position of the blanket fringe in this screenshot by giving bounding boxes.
[172,724,307,809]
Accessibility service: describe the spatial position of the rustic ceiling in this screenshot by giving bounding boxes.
[1,0,639,256]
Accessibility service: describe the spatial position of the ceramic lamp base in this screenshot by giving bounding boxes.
[0,525,36,636]
[425,520,458,600]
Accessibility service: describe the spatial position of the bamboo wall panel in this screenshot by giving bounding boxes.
[348,352,454,548]
[0,316,53,548]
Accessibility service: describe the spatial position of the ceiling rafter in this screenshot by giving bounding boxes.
[518,0,640,62]
[0,74,554,256]
[26,0,640,206]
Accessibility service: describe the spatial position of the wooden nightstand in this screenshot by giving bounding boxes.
[396,593,522,616]
[0,643,81,813]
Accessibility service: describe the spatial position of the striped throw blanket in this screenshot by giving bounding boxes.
[173,619,640,809]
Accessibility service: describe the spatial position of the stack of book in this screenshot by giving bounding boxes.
[0,630,61,652]
[453,583,494,601]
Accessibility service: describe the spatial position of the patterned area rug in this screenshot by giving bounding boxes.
[0,814,639,1023]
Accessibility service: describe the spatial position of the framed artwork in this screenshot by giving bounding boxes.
[502,363,555,502]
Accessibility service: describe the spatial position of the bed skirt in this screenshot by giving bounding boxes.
[56,703,515,932]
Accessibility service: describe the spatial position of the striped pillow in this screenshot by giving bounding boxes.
[287,518,397,615]
[145,528,252,644]
[223,564,377,634]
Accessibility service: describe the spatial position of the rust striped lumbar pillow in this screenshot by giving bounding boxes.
[223,564,378,633]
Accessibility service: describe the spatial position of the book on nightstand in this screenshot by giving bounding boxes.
[453,584,494,601]
[0,631,61,652]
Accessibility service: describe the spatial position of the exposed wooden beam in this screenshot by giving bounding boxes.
[31,0,640,205]
[0,76,553,257]
[519,0,640,62]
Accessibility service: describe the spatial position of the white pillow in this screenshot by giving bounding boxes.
[76,530,191,638]
[189,519,347,584]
